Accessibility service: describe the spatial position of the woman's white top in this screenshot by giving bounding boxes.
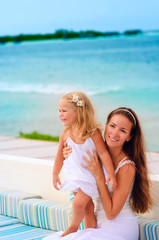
[96,157,135,227]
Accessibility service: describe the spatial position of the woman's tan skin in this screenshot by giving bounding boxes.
[64,114,136,221]
[82,149,135,220]
[84,115,136,220]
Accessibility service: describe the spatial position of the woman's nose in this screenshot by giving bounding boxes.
[112,128,119,137]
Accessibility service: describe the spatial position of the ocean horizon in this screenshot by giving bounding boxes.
[0,33,159,152]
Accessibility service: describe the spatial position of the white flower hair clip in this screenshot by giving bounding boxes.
[72,95,83,107]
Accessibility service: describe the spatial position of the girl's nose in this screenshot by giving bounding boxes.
[59,112,63,118]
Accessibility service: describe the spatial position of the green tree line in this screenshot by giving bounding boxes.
[0,29,142,44]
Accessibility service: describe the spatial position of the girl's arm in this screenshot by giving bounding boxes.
[53,130,66,190]
[92,131,116,189]
[82,150,136,220]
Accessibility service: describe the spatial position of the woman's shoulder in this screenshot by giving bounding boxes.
[115,159,136,187]
[116,158,136,176]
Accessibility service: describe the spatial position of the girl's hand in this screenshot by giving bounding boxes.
[106,173,116,190]
[63,141,72,159]
[53,174,61,190]
[82,149,105,181]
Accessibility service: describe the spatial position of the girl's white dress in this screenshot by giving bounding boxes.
[44,155,139,240]
[60,136,99,198]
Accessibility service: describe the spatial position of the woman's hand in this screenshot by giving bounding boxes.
[63,141,72,159]
[82,149,105,181]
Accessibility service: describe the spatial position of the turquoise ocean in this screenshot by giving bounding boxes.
[0,32,159,152]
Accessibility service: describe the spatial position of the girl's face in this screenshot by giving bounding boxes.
[105,114,133,149]
[59,99,77,127]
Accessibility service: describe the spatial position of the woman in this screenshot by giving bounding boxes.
[44,107,152,240]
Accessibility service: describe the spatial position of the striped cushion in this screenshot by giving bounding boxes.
[137,216,159,240]
[0,223,54,240]
[19,198,71,231]
[0,215,19,227]
[0,188,41,218]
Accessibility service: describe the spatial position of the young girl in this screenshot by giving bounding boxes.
[53,91,116,237]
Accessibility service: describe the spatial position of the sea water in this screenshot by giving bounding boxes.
[0,33,159,152]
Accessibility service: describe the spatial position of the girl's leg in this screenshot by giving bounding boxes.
[84,199,96,228]
[61,189,91,237]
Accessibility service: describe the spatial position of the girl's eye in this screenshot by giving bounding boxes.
[110,124,115,128]
[59,110,66,112]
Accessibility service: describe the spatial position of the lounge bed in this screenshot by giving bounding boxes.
[0,154,159,239]
[0,188,159,239]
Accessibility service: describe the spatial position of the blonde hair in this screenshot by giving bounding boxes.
[61,91,102,140]
[106,107,153,213]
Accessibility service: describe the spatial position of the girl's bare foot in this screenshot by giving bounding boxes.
[60,225,78,237]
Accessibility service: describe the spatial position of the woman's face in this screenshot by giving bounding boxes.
[105,114,133,149]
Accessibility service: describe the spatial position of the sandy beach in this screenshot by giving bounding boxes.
[0,136,57,160]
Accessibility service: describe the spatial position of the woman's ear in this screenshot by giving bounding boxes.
[126,135,132,142]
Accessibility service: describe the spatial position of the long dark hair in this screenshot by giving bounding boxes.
[106,107,152,213]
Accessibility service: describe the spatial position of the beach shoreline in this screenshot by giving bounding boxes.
[1,35,159,152]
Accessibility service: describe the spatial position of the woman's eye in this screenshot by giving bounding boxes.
[121,130,126,133]
[110,124,115,128]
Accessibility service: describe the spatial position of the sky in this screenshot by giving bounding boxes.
[0,0,159,36]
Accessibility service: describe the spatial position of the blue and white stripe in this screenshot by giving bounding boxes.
[137,216,159,240]
[0,188,41,218]
[0,215,19,227]
[19,198,71,231]
[0,223,54,240]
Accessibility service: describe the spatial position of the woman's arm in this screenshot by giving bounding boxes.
[52,130,66,190]
[82,150,136,220]
[92,131,116,189]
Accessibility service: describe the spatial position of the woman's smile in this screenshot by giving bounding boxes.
[108,136,119,142]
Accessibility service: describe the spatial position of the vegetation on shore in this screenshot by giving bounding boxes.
[19,131,59,142]
[0,29,143,44]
